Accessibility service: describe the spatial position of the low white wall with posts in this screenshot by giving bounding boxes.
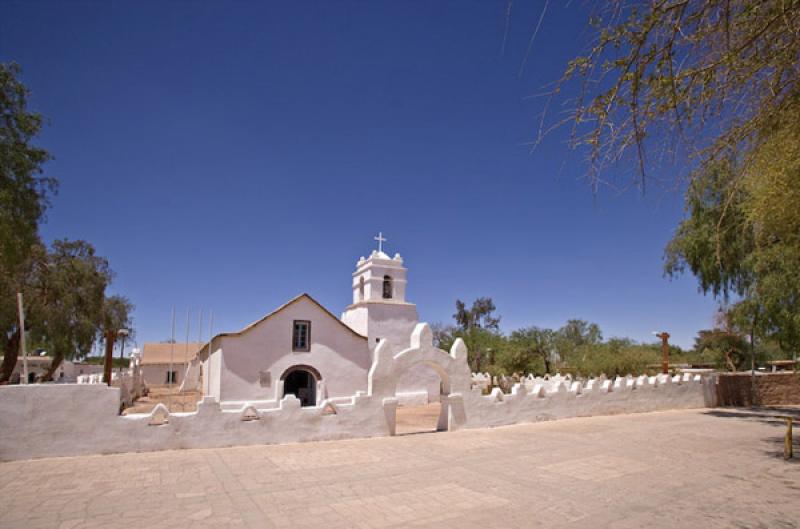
[0,323,717,461]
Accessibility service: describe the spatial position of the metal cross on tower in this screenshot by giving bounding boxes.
[373,232,387,253]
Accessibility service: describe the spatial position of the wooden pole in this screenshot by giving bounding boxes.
[783,416,793,460]
[750,325,757,407]
[659,332,670,375]
[103,329,115,386]
[16,293,28,385]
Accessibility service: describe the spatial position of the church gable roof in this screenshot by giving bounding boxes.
[217,293,367,341]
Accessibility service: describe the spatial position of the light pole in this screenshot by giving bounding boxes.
[653,331,670,375]
[117,329,129,377]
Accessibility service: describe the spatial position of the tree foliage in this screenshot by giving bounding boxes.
[665,106,800,353]
[508,326,556,374]
[440,299,692,376]
[450,297,503,372]
[547,1,800,356]
[547,0,800,190]
[0,62,57,376]
[0,62,56,272]
[0,64,133,383]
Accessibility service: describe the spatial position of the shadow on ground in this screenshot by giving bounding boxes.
[705,406,800,463]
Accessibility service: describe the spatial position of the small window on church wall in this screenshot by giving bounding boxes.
[382,275,393,299]
[292,320,311,352]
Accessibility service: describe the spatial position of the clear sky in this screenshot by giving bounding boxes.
[1,1,718,350]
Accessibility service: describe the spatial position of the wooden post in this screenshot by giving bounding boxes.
[17,293,28,384]
[784,417,794,460]
[750,327,757,407]
[103,329,115,386]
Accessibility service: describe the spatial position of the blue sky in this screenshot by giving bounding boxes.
[2,1,718,349]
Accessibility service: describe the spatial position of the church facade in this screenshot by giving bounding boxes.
[193,240,438,409]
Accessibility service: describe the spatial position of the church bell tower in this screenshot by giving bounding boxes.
[341,233,419,352]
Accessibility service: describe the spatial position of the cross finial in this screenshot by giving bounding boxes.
[373,232,387,253]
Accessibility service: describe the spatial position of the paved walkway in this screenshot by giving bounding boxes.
[1,408,799,529]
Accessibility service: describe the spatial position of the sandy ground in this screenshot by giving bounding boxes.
[123,386,201,414]
[395,402,442,435]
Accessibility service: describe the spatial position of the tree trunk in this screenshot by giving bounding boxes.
[102,330,115,385]
[0,330,21,384]
[724,349,738,372]
[39,351,65,382]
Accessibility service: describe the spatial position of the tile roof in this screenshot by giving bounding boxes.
[141,342,203,365]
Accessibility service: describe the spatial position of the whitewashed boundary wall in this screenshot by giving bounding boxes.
[0,385,390,461]
[0,323,716,461]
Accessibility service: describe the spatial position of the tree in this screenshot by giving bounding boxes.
[0,240,133,383]
[664,158,755,301]
[0,64,134,384]
[545,0,800,191]
[665,109,800,356]
[546,1,800,358]
[452,298,502,372]
[430,322,456,350]
[554,319,603,367]
[508,326,556,374]
[25,240,121,381]
[0,62,56,381]
[453,297,500,331]
[694,328,750,372]
[100,295,134,384]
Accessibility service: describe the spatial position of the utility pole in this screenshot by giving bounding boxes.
[17,293,28,384]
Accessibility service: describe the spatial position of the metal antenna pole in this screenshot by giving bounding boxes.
[207,310,214,400]
[197,308,203,397]
[169,308,175,412]
[183,309,190,411]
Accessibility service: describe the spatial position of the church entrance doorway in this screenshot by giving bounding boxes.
[281,366,319,407]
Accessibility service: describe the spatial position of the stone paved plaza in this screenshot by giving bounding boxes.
[1,408,799,529]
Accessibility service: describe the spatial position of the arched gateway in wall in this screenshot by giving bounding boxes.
[367,323,471,434]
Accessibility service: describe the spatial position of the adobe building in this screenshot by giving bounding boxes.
[192,238,438,409]
[140,342,203,386]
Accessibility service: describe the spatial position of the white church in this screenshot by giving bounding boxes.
[190,234,439,409]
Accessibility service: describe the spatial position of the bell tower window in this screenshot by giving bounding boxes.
[382,275,393,299]
[359,276,365,301]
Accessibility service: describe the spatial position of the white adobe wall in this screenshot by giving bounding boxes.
[217,297,371,404]
[141,364,186,387]
[0,324,717,462]
[454,374,715,430]
[0,385,392,461]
